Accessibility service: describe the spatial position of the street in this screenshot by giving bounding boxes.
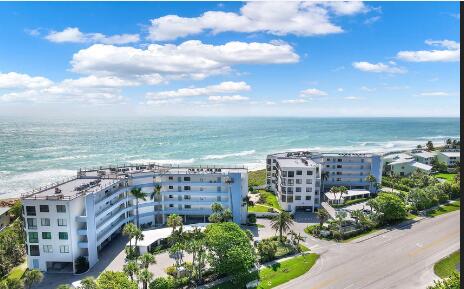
[277,211,460,289]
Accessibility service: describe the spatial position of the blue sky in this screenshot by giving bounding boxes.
[0,1,460,117]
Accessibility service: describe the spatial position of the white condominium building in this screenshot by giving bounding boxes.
[21,164,247,273]
[267,151,382,212]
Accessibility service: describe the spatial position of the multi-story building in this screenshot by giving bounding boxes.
[267,151,382,211]
[21,163,247,273]
[411,151,436,165]
[436,151,460,167]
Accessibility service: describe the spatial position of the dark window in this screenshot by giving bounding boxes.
[306,196,311,200]
[183,186,191,191]
[184,195,191,200]
[184,177,191,181]
[28,232,39,243]
[59,232,68,240]
[41,218,50,226]
[168,176,173,180]
[42,232,52,239]
[56,205,66,213]
[296,170,302,175]
[288,171,295,178]
[295,196,301,200]
[169,204,174,208]
[39,205,49,212]
[26,206,36,216]
[295,187,301,193]
[27,218,37,229]
[168,185,173,189]
[307,171,313,175]
[185,205,191,209]
[30,245,40,256]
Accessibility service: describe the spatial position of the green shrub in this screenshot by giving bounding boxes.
[165,265,177,277]
[247,214,257,224]
[74,256,89,274]
[257,239,277,262]
[149,277,175,289]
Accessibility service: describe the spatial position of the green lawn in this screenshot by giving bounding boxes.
[427,199,460,217]
[249,169,267,187]
[2,261,27,281]
[434,173,457,182]
[211,254,319,289]
[341,228,381,243]
[434,250,460,279]
[258,190,282,211]
[248,204,272,213]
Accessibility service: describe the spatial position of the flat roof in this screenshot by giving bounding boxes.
[411,162,433,171]
[324,189,371,200]
[440,151,460,157]
[133,223,209,247]
[277,158,317,168]
[23,177,121,200]
[383,153,414,162]
[413,151,436,158]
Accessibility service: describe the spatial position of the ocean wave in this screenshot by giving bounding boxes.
[417,135,460,140]
[202,150,256,160]
[128,158,196,165]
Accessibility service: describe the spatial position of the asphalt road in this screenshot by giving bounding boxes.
[277,211,460,289]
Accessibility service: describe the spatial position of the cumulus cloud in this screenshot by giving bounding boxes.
[71,40,299,81]
[146,81,250,100]
[352,61,406,74]
[147,1,367,41]
[208,95,249,102]
[0,72,128,104]
[396,39,460,62]
[45,27,140,45]
[300,88,328,97]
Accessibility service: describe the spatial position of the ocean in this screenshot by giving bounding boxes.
[0,117,460,199]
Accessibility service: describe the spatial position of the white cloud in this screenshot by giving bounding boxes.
[71,40,299,81]
[352,61,406,74]
[282,99,308,104]
[0,72,53,89]
[364,16,381,25]
[208,95,249,102]
[146,81,250,100]
[360,86,376,92]
[418,91,450,97]
[337,88,344,92]
[148,2,367,41]
[300,88,328,97]
[45,27,140,45]
[344,96,361,100]
[396,39,460,62]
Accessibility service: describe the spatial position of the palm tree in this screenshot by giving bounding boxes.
[337,186,348,204]
[270,211,294,242]
[321,171,329,193]
[123,222,137,250]
[133,227,144,256]
[139,252,156,269]
[78,277,97,289]
[329,186,339,204]
[23,269,43,289]
[150,184,162,201]
[293,232,305,251]
[184,227,206,284]
[365,174,377,193]
[316,207,329,228]
[137,269,153,289]
[123,261,139,282]
[130,187,146,227]
[167,214,183,233]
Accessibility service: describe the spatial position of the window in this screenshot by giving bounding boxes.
[288,171,295,178]
[26,206,36,216]
[295,187,301,193]
[184,195,191,200]
[59,245,69,253]
[296,170,302,176]
[184,177,191,181]
[306,179,312,184]
[169,204,174,208]
[306,196,311,200]
[307,170,313,175]
[57,218,67,226]
[338,159,342,162]
[296,179,302,184]
[59,232,68,240]
[30,245,40,256]
[283,171,287,177]
[295,196,301,200]
[185,205,191,209]
[168,176,173,180]
[39,205,49,212]
[168,195,173,199]
[56,205,66,213]
[43,245,53,253]
[287,196,293,203]
[183,186,191,191]
[42,232,52,239]
[168,185,173,190]
[28,232,39,243]
[41,218,50,226]
[27,218,37,229]
[306,187,312,193]
[315,198,319,204]
[337,165,342,168]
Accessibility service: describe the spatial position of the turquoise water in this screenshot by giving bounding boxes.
[0,117,460,198]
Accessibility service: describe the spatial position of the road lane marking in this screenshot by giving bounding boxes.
[408,229,460,257]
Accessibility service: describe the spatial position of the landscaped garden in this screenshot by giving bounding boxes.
[434,173,457,182]
[248,190,282,213]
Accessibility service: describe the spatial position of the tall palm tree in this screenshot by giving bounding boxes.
[122,223,137,249]
[365,174,377,193]
[139,252,156,269]
[167,214,183,233]
[150,184,162,201]
[78,277,97,289]
[123,261,139,282]
[130,187,146,227]
[133,227,144,255]
[137,269,153,289]
[292,232,305,251]
[23,269,43,289]
[316,207,329,228]
[270,211,294,242]
[337,186,348,204]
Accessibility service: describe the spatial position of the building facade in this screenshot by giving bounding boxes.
[267,151,382,212]
[436,151,460,167]
[21,164,247,273]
